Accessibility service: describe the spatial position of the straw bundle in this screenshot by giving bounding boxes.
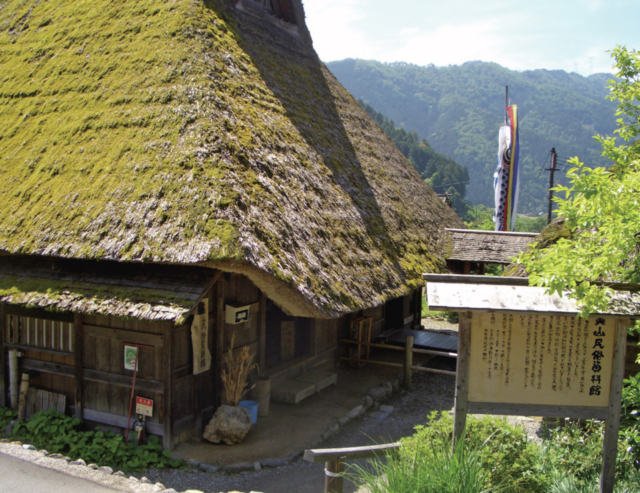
[221,333,257,406]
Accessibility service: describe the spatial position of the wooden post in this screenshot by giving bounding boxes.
[547,148,557,225]
[404,336,413,390]
[215,276,226,409]
[17,373,29,419]
[453,312,472,450]
[600,319,627,493]
[259,291,267,370]
[324,458,345,493]
[0,304,5,408]
[163,322,174,450]
[74,314,84,420]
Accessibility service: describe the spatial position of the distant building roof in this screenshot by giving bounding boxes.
[445,229,538,265]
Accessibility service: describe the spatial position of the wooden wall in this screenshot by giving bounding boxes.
[80,315,169,441]
[3,307,75,410]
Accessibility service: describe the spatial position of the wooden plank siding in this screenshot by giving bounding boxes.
[81,314,168,439]
[0,304,5,408]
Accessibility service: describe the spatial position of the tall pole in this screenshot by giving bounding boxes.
[547,148,557,224]
[504,86,509,124]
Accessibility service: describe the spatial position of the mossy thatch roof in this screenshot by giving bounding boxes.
[0,0,463,318]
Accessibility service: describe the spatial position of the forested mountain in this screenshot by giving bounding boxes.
[360,102,470,216]
[328,59,618,213]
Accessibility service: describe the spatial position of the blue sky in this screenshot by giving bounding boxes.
[303,0,639,75]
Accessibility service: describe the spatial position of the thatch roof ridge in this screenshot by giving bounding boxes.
[0,0,463,317]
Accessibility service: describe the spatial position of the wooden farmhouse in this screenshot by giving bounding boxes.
[0,0,463,448]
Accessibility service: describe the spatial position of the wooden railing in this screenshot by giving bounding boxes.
[304,442,402,493]
[340,336,457,388]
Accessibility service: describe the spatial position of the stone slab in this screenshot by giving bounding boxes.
[271,380,316,404]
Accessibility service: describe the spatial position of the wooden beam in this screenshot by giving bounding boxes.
[22,358,75,377]
[339,339,457,358]
[2,305,73,322]
[259,291,267,370]
[74,314,84,420]
[82,408,164,436]
[84,325,163,347]
[453,312,471,450]
[4,343,73,358]
[163,322,174,450]
[83,369,163,394]
[468,402,609,420]
[423,273,530,286]
[0,304,5,408]
[304,442,401,463]
[600,319,628,493]
[339,357,456,377]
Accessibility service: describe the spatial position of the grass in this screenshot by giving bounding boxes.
[349,438,489,493]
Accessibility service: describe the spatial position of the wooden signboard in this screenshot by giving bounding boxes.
[425,274,635,493]
[469,312,614,409]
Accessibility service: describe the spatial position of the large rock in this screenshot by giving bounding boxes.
[203,405,251,445]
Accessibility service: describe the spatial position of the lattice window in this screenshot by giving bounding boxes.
[5,315,74,353]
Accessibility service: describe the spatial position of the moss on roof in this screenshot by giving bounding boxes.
[0,0,463,317]
[0,256,213,321]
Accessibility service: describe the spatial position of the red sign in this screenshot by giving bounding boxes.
[135,397,153,417]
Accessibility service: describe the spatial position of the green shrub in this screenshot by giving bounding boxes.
[2,408,183,472]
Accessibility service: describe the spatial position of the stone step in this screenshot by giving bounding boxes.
[271,379,316,404]
[293,371,337,392]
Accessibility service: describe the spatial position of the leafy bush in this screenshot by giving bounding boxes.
[3,408,183,472]
[0,407,17,432]
[421,299,459,323]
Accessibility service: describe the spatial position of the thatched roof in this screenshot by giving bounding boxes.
[0,0,463,318]
[0,256,214,322]
[445,229,538,265]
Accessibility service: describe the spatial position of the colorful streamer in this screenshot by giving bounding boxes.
[493,105,520,231]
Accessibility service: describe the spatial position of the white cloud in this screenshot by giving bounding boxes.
[302,0,632,75]
[303,0,374,61]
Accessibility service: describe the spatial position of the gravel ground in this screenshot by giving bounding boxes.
[133,356,459,493]
[131,320,543,493]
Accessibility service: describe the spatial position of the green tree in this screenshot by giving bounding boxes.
[519,47,640,314]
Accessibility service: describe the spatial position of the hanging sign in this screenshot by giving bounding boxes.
[191,299,211,375]
[124,345,139,371]
[135,397,153,417]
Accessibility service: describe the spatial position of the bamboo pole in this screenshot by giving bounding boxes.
[324,458,345,493]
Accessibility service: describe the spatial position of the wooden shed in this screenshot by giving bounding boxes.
[0,0,463,449]
[445,229,538,274]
